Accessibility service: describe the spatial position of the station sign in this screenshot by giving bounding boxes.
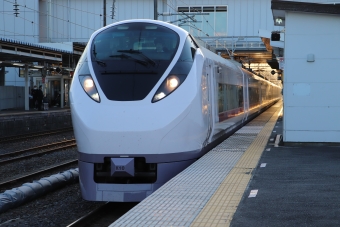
[277,57,284,70]
[19,68,42,77]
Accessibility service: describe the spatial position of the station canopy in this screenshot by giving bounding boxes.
[0,37,85,72]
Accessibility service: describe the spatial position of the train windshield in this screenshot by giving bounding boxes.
[90,23,180,101]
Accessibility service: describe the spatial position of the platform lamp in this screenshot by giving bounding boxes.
[55,67,62,74]
[49,67,62,74]
[41,67,47,84]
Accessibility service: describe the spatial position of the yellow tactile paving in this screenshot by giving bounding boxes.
[190,103,282,227]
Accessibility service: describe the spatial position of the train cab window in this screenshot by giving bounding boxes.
[90,22,181,101]
[92,23,179,62]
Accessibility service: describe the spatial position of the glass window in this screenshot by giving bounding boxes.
[190,7,202,12]
[177,6,227,37]
[215,10,227,36]
[178,36,197,62]
[178,7,189,12]
[202,7,215,37]
[203,7,214,12]
[216,6,227,12]
[92,23,179,61]
[218,83,244,121]
[90,23,180,101]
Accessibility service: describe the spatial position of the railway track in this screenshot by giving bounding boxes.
[0,126,82,222]
[0,127,73,143]
[67,202,137,227]
[0,139,77,164]
[0,159,78,191]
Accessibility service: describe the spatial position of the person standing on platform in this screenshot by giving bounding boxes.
[31,86,38,109]
[37,85,44,111]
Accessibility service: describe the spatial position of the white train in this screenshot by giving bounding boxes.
[70,19,281,202]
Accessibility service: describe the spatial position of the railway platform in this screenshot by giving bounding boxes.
[0,107,71,138]
[0,106,70,117]
[110,100,340,227]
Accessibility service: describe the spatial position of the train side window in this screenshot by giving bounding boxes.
[179,36,197,62]
[188,35,198,59]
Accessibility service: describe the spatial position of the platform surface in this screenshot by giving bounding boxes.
[230,122,340,226]
[110,102,284,226]
[109,100,340,226]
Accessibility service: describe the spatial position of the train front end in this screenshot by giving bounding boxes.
[70,20,207,201]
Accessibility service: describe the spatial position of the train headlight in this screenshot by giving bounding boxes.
[152,74,186,102]
[79,75,101,102]
[154,92,166,101]
[167,76,179,88]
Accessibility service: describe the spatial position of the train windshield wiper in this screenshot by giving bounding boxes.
[101,71,157,75]
[95,60,106,67]
[92,44,107,67]
[110,53,148,66]
[117,49,156,66]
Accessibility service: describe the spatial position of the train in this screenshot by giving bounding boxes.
[69,19,281,202]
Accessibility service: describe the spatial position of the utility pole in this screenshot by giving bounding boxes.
[154,0,157,20]
[110,0,116,19]
[103,0,107,26]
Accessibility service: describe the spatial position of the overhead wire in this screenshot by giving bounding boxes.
[1,10,82,44]
[0,11,85,52]
[3,0,101,32]
[1,0,114,49]
[39,0,118,22]
[176,0,217,36]
[175,0,235,57]
[161,0,204,37]
[0,29,31,37]
[1,0,226,53]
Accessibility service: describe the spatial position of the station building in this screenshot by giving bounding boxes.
[271,1,340,143]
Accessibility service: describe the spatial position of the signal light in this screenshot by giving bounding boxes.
[271,33,280,41]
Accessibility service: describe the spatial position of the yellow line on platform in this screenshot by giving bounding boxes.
[190,103,282,227]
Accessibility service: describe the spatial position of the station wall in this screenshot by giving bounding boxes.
[283,12,340,142]
[0,0,280,43]
[0,86,25,110]
[0,0,40,43]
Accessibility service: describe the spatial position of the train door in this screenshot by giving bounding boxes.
[202,59,213,146]
[207,59,217,143]
[259,82,263,108]
[242,70,249,122]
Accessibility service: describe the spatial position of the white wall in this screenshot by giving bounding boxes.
[284,12,340,142]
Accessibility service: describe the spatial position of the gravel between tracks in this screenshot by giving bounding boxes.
[0,183,105,227]
[0,132,77,183]
[0,131,105,227]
